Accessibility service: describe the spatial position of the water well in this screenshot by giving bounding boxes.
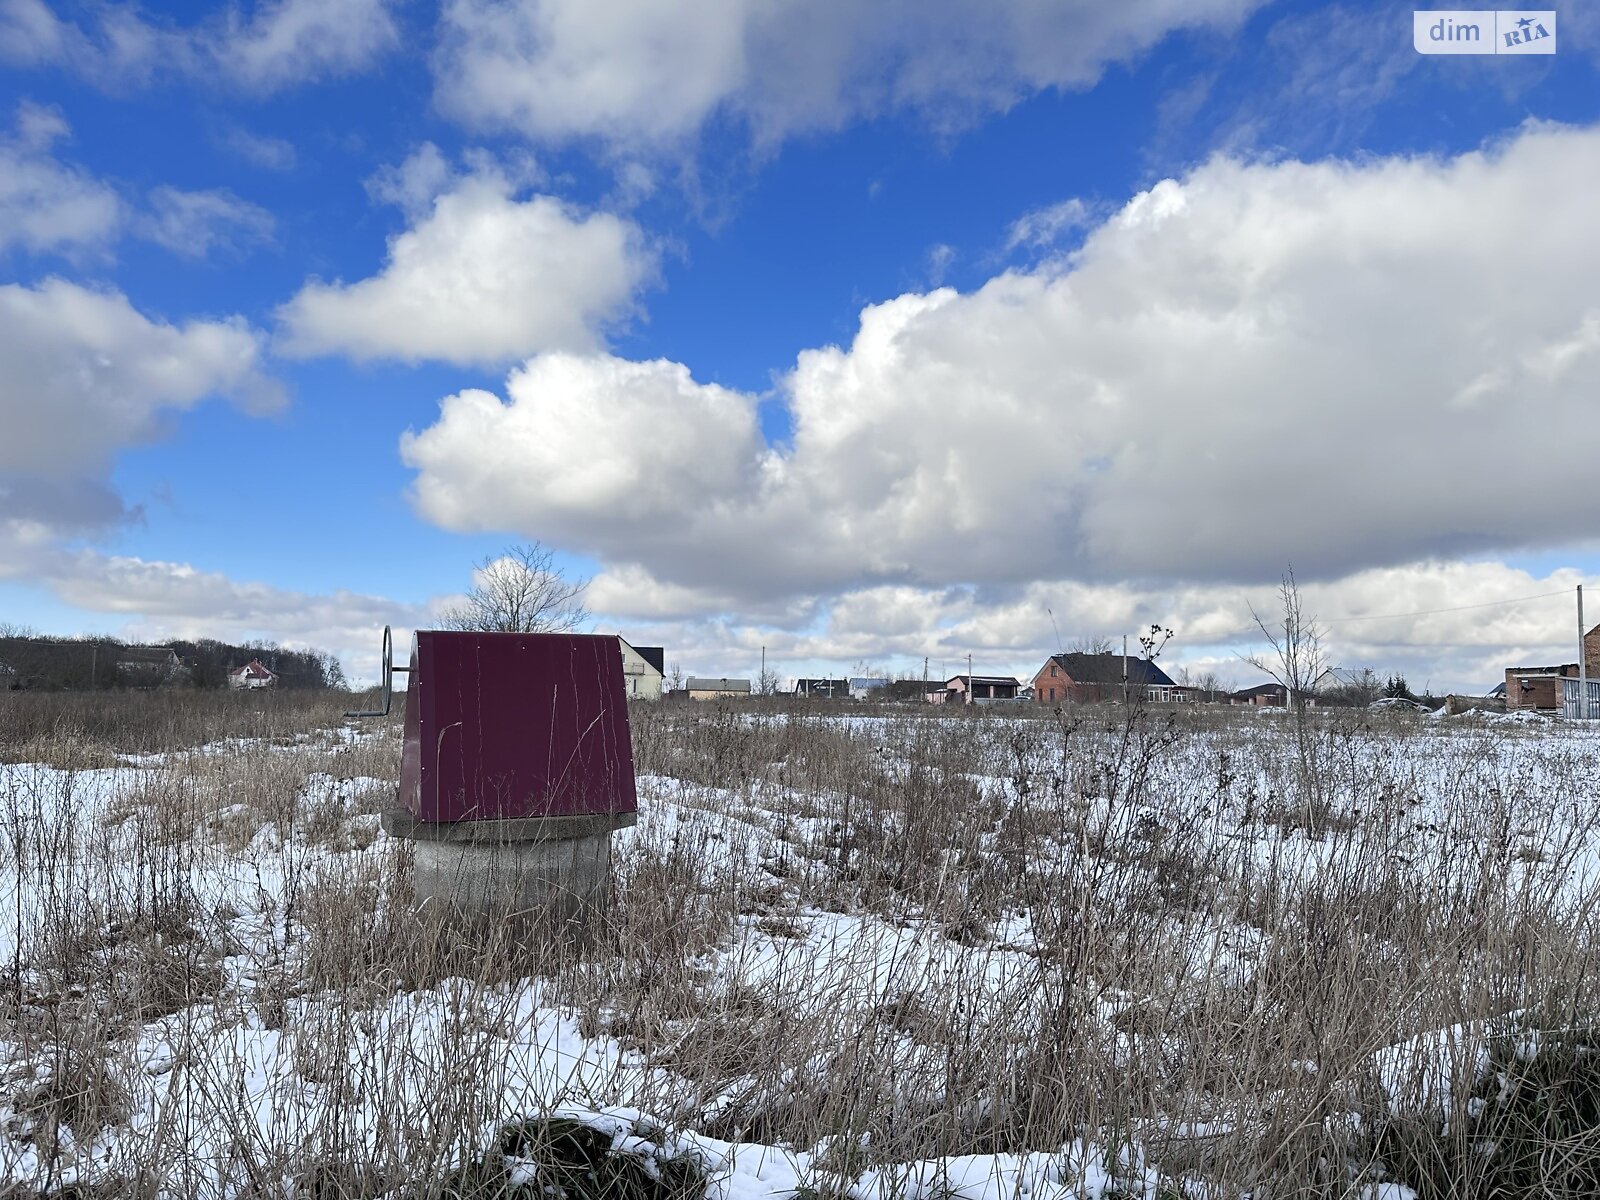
[350,627,637,929]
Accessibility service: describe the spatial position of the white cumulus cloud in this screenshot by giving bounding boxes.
[278,164,653,366]
[403,121,1600,612]
[403,352,764,540]
[0,279,282,537]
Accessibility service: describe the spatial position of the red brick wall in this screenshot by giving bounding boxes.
[1505,670,1561,711]
[1031,661,1121,705]
[1032,660,1062,704]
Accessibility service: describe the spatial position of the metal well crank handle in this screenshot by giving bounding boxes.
[345,625,410,718]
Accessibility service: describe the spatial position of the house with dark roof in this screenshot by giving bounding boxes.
[1031,653,1177,705]
[618,637,665,701]
[794,678,850,699]
[1230,682,1288,707]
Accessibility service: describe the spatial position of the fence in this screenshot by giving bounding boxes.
[1561,677,1600,719]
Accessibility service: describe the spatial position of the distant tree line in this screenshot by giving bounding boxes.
[0,631,346,691]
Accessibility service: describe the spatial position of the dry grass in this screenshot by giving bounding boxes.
[1,691,1599,1197]
[0,688,369,767]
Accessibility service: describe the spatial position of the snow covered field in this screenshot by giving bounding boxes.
[3,694,1600,1197]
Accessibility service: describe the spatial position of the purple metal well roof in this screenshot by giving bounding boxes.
[399,631,637,823]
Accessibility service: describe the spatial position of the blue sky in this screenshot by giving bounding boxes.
[2,0,1599,690]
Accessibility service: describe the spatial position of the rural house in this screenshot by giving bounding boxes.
[1031,653,1177,705]
[1314,667,1369,694]
[228,660,277,690]
[0,638,186,689]
[1503,663,1585,713]
[1503,623,1600,715]
[1229,683,1318,707]
[938,674,1022,704]
[849,677,887,700]
[116,646,185,687]
[686,677,752,701]
[618,638,665,701]
[794,678,849,699]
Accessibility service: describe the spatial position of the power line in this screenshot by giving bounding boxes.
[1320,587,1572,625]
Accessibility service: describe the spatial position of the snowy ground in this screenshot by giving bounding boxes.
[3,703,1599,1197]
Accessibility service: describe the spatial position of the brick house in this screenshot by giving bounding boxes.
[1504,623,1600,712]
[1231,682,1289,707]
[1031,653,1176,705]
[1503,663,1592,712]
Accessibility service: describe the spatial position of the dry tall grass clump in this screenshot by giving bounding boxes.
[2,690,1599,1197]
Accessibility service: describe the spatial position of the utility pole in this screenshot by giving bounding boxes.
[967,652,973,705]
[1122,634,1128,706]
[761,645,766,696]
[1580,586,1589,719]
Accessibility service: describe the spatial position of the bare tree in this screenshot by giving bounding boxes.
[1176,665,1230,701]
[1243,569,1327,706]
[1068,634,1116,656]
[1242,568,1328,817]
[440,542,589,634]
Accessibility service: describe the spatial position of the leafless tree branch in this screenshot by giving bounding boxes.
[439,542,589,634]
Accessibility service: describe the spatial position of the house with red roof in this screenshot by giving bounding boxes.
[227,659,277,690]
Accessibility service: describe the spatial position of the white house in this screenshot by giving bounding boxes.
[618,638,665,701]
[849,677,887,701]
[228,659,277,689]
